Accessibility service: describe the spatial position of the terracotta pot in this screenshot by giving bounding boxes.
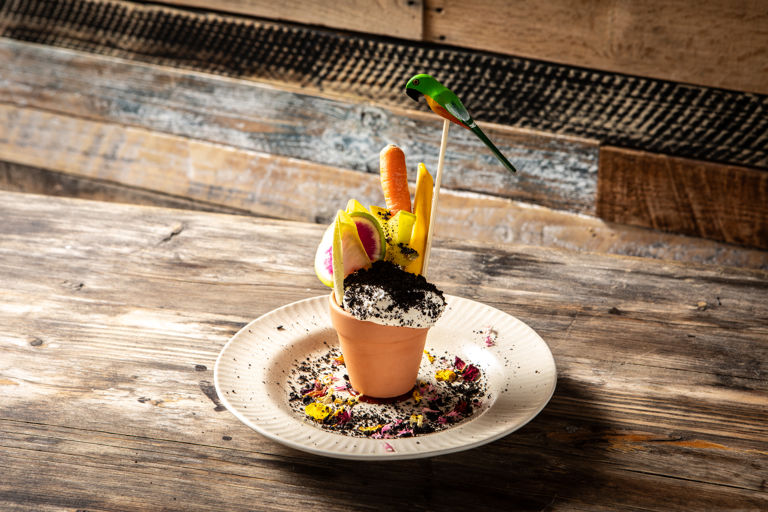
[328,292,429,398]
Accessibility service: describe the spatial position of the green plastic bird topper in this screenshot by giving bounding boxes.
[405,73,517,173]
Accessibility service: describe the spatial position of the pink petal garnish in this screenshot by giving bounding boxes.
[454,357,466,371]
[485,327,498,347]
[336,410,351,425]
[384,442,395,452]
[452,400,469,415]
[462,364,480,382]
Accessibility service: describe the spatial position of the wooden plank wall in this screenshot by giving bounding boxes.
[156,0,768,95]
[0,0,766,259]
[598,148,768,249]
[159,0,424,40]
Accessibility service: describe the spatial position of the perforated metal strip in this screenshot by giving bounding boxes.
[1,0,765,169]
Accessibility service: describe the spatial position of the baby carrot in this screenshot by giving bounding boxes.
[379,144,412,214]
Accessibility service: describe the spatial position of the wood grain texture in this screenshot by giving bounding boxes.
[157,0,423,40]
[3,159,768,271]
[424,0,768,95]
[0,99,595,220]
[2,103,767,270]
[0,161,252,216]
[597,146,768,250]
[2,6,765,170]
[4,160,768,271]
[0,38,598,214]
[1,190,767,510]
[136,0,768,95]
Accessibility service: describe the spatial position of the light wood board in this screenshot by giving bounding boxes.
[1,191,766,510]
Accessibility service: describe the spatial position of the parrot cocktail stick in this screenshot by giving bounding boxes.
[405,73,517,174]
[420,119,449,278]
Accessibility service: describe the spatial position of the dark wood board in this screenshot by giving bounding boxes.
[1,191,766,510]
[597,146,768,250]
[423,0,768,95]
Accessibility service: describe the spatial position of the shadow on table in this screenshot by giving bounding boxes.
[285,375,614,511]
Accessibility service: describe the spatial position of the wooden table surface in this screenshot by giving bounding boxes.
[1,190,766,511]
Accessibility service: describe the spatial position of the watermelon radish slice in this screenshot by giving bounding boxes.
[348,211,386,262]
[314,222,335,288]
[314,211,373,288]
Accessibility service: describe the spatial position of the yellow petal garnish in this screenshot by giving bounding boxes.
[304,402,332,422]
[435,369,457,382]
[409,414,423,427]
[412,390,422,403]
[358,424,383,432]
[423,350,435,363]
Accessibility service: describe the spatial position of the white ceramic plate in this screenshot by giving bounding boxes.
[214,295,556,460]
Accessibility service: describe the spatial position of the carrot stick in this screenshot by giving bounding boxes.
[379,144,412,214]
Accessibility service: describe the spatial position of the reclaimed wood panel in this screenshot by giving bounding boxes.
[2,5,765,170]
[0,101,585,223]
[150,0,768,94]
[0,38,599,214]
[424,0,768,95]
[2,104,767,269]
[0,191,766,510]
[157,0,423,40]
[597,146,768,250]
[0,161,250,215]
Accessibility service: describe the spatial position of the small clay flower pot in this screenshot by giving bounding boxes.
[328,292,429,398]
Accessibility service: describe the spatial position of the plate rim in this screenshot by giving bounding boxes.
[214,294,557,460]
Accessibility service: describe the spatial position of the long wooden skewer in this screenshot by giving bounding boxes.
[421,119,450,279]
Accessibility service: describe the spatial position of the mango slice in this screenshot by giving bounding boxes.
[345,198,368,214]
[331,210,371,303]
[368,205,419,268]
[405,163,434,274]
[383,210,418,267]
[332,214,345,304]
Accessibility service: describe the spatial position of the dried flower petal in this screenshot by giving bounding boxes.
[335,409,352,425]
[408,414,423,427]
[304,402,332,422]
[462,364,480,382]
[435,369,457,382]
[423,350,435,363]
[484,327,498,347]
[384,442,395,452]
